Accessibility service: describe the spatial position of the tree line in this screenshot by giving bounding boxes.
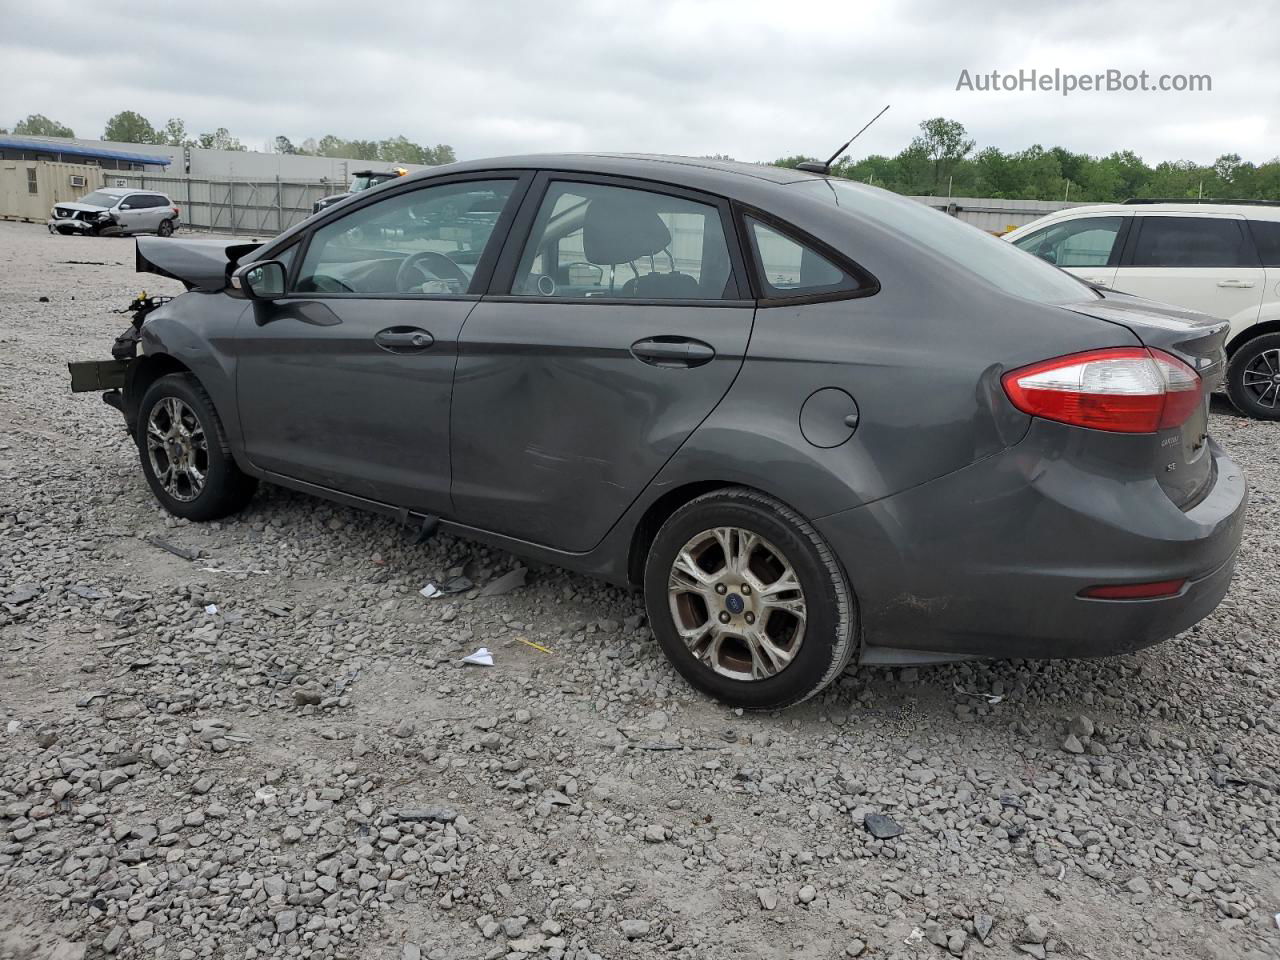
[774,117,1280,202]
[6,111,1277,200]
[1,112,455,166]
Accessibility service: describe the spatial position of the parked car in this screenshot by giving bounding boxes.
[1004,201,1280,418]
[48,188,180,237]
[312,167,409,214]
[69,156,1246,709]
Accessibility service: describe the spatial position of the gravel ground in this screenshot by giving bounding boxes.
[1,218,1278,960]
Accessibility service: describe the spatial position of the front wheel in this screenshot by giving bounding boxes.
[643,488,857,710]
[136,373,257,521]
[156,219,175,237]
[1225,333,1280,420]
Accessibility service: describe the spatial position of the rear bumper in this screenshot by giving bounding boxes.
[816,424,1247,660]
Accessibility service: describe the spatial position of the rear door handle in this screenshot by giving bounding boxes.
[374,327,434,353]
[1217,279,1256,288]
[631,337,715,368]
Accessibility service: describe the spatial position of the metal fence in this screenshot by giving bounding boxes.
[105,172,338,237]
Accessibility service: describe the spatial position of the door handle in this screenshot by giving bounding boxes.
[374,327,434,353]
[631,337,715,368]
[1217,280,1256,288]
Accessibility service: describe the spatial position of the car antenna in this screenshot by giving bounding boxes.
[795,105,890,175]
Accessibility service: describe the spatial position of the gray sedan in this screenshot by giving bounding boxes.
[71,154,1247,709]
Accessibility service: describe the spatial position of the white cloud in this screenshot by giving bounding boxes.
[1,0,1276,164]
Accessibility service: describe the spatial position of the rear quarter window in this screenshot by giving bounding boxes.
[1248,220,1280,267]
[1129,216,1258,267]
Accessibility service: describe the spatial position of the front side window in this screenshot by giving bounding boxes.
[1013,216,1124,268]
[511,181,736,300]
[295,179,515,295]
[1129,216,1255,268]
[747,218,862,299]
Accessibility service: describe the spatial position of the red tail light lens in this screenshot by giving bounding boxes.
[172,206,181,217]
[1002,347,1201,434]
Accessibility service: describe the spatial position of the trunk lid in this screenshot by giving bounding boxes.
[1065,291,1228,509]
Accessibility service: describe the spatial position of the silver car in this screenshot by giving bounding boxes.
[48,188,180,237]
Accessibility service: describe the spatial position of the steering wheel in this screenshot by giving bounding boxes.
[395,251,469,293]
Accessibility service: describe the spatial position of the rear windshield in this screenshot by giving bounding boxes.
[78,191,122,207]
[792,179,1097,305]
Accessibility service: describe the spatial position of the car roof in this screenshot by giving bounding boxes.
[404,153,829,190]
[1030,201,1280,221]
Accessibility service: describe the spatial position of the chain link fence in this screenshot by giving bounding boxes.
[104,172,339,237]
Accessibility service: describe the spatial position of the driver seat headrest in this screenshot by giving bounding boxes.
[582,196,671,265]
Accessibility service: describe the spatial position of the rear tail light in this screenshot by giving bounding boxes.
[1002,347,1200,433]
[172,206,180,217]
[1080,578,1186,600]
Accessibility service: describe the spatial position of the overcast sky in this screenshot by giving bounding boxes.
[3,0,1276,166]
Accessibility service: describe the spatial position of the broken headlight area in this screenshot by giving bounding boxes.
[68,293,174,415]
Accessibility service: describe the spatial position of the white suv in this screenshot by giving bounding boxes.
[48,188,180,238]
[1005,201,1280,419]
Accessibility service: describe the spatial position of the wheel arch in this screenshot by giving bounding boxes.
[124,353,193,434]
[1226,318,1280,356]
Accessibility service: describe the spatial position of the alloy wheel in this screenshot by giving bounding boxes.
[146,397,209,502]
[667,526,807,681]
[1241,348,1280,409]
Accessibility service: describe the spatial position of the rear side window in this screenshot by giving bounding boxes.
[511,181,737,300]
[1129,216,1257,267]
[1013,216,1124,268]
[746,219,862,299]
[1248,220,1280,267]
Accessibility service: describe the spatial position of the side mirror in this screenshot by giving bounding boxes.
[231,260,286,300]
[119,204,132,210]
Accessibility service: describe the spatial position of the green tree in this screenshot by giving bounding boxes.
[275,135,298,155]
[161,118,190,147]
[910,117,975,193]
[197,127,245,151]
[103,110,158,144]
[13,113,75,138]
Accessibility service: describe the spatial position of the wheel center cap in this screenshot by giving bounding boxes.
[725,593,745,615]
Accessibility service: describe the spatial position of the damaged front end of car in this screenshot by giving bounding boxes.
[67,292,174,419]
[67,234,264,430]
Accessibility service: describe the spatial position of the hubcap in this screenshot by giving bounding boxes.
[146,397,208,502]
[667,527,807,681]
[1241,349,1280,409]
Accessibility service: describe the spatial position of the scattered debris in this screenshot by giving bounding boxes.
[419,574,473,599]
[146,535,202,561]
[478,566,527,597]
[953,682,1003,704]
[461,647,494,666]
[67,584,107,600]
[199,566,268,575]
[864,812,903,839]
[204,603,219,615]
[513,636,553,654]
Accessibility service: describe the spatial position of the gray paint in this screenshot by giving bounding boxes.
[122,153,1247,662]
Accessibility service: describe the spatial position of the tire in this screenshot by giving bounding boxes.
[136,373,257,521]
[1225,333,1280,420]
[156,219,175,237]
[643,487,857,710]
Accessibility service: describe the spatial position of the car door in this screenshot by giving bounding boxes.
[450,173,755,552]
[115,194,148,232]
[1247,218,1280,332]
[1009,213,1130,289]
[234,173,528,514]
[1112,214,1265,326]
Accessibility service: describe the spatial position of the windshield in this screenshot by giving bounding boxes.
[350,174,394,192]
[78,191,121,208]
[793,179,1097,305]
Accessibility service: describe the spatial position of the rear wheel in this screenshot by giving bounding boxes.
[156,219,175,237]
[136,373,256,521]
[643,488,856,709]
[1226,333,1280,420]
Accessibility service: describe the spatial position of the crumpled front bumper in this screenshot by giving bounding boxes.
[48,215,112,233]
